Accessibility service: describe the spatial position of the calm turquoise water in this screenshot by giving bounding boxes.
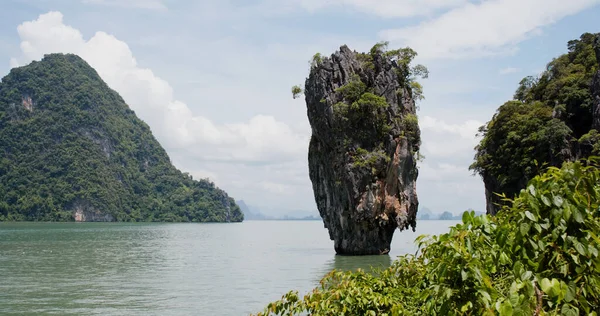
[0,220,458,315]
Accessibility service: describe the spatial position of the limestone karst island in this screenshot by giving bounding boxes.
[1,3,600,316]
[302,44,423,256]
[0,54,243,223]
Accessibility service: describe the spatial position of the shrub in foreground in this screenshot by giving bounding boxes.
[254,159,600,315]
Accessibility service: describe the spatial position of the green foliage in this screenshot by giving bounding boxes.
[332,73,392,145]
[369,41,390,56]
[352,148,390,175]
[531,33,598,135]
[579,129,600,155]
[401,113,421,148]
[335,75,367,103]
[0,53,243,223]
[332,102,349,118]
[356,52,375,70]
[385,47,417,67]
[471,101,572,208]
[362,43,429,102]
[384,47,428,89]
[331,45,426,147]
[498,159,600,314]
[473,33,600,210]
[311,53,324,68]
[409,81,424,101]
[254,159,600,315]
[291,85,303,99]
[513,76,538,102]
[411,64,429,80]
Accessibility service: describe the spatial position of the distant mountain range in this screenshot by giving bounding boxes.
[236,200,320,221]
[417,207,485,220]
[237,202,482,221]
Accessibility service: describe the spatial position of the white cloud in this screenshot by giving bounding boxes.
[380,0,600,59]
[499,67,520,75]
[82,0,167,10]
[420,115,482,143]
[416,115,485,213]
[289,0,467,18]
[10,11,309,168]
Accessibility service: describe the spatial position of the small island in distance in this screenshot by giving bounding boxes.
[237,200,320,221]
[417,207,484,221]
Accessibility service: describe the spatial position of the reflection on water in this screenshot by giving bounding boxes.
[331,254,392,272]
[0,220,458,315]
[313,254,393,283]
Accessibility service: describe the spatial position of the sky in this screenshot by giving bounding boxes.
[0,0,599,216]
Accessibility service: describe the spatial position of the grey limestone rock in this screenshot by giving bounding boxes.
[304,45,421,255]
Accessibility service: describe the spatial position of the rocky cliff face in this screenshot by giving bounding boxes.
[71,200,115,222]
[304,45,421,255]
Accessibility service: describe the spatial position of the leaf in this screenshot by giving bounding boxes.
[574,241,587,256]
[519,222,530,235]
[550,278,561,298]
[528,184,537,196]
[477,289,491,303]
[572,208,584,223]
[540,278,552,294]
[513,262,524,276]
[565,281,576,303]
[541,195,552,207]
[520,270,532,281]
[588,245,598,258]
[561,303,579,316]
[498,300,513,316]
[524,211,537,222]
[462,211,472,224]
[553,195,564,207]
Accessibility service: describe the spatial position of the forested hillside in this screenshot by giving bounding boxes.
[0,53,243,222]
[471,32,600,214]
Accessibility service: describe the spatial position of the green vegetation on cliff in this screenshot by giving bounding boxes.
[471,32,600,213]
[255,159,600,315]
[0,53,243,222]
[324,42,427,170]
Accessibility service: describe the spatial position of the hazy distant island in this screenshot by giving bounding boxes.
[237,200,320,221]
[417,207,484,220]
[0,54,243,223]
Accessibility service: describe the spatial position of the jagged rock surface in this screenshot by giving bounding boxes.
[305,46,420,255]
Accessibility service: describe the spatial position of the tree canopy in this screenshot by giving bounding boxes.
[471,32,600,213]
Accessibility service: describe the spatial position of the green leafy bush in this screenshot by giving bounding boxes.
[335,75,367,103]
[254,159,600,315]
[311,53,324,68]
[401,113,420,148]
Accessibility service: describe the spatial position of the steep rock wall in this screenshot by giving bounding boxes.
[305,45,421,255]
